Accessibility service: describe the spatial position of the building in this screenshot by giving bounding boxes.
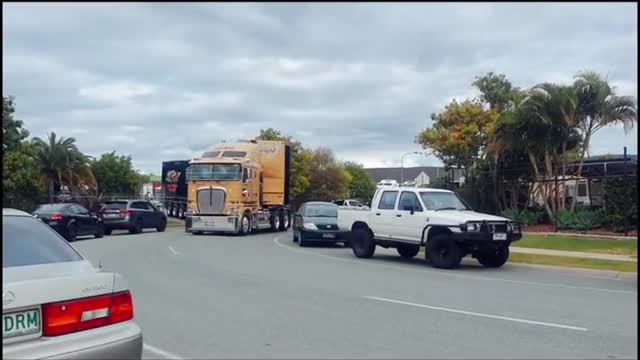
[529,154,637,208]
[364,166,465,187]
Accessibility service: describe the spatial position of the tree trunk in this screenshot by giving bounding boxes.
[492,154,501,213]
[560,142,568,210]
[571,131,591,211]
[529,151,554,221]
[48,179,54,204]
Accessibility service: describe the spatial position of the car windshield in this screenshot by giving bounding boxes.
[3,215,83,268]
[419,192,471,211]
[304,204,338,217]
[186,164,242,181]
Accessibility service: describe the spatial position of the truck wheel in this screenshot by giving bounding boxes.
[427,234,462,269]
[238,214,251,235]
[283,211,290,229]
[278,211,287,231]
[397,244,420,258]
[476,247,510,268]
[270,212,279,232]
[351,228,375,258]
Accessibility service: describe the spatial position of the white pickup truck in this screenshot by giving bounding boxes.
[337,186,522,269]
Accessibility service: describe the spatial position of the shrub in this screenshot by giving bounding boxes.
[556,207,606,231]
[603,176,638,232]
[500,208,542,226]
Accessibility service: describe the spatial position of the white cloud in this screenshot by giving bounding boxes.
[78,81,156,104]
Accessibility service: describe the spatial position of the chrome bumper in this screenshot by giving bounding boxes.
[187,215,239,232]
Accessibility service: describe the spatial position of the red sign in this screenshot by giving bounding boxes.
[166,184,178,193]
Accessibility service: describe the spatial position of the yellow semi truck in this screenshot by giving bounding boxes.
[184,140,292,235]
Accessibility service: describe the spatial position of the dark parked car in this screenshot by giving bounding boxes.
[292,201,350,247]
[32,203,104,241]
[100,200,167,235]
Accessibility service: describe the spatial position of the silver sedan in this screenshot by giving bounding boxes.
[2,208,143,359]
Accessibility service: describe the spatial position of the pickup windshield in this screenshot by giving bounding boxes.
[186,164,242,181]
[419,192,471,211]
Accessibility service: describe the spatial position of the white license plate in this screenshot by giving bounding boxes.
[492,233,507,241]
[48,221,58,225]
[105,214,119,218]
[322,233,336,239]
[3,309,41,339]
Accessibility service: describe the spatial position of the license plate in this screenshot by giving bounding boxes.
[3,309,41,339]
[492,233,507,241]
[105,214,119,218]
[48,221,58,225]
[322,233,335,239]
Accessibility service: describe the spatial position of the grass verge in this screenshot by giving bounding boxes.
[517,234,637,256]
[509,253,637,273]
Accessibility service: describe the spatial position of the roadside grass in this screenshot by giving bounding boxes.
[508,253,637,273]
[517,234,637,256]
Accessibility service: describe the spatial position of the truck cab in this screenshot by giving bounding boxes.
[184,140,291,235]
[337,186,522,269]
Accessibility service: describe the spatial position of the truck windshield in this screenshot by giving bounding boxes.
[419,192,471,211]
[186,164,242,181]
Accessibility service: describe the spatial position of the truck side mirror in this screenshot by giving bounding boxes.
[242,169,249,183]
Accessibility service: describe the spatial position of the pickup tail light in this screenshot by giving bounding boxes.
[50,213,63,221]
[42,291,134,336]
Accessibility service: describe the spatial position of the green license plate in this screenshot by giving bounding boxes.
[3,309,41,339]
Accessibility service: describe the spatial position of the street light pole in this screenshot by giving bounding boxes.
[400,151,424,184]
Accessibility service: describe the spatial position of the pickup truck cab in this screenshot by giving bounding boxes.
[337,186,522,269]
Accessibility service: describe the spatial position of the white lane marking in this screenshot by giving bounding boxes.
[365,296,589,332]
[273,237,636,295]
[143,343,184,359]
[168,246,179,255]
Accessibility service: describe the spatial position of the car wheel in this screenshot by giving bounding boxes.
[94,224,105,238]
[351,228,375,258]
[476,247,510,268]
[427,234,462,269]
[278,211,287,231]
[104,228,112,236]
[65,223,78,242]
[238,214,251,235]
[397,244,420,258]
[157,218,167,232]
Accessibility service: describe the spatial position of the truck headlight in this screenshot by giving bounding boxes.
[303,223,317,230]
[464,222,482,232]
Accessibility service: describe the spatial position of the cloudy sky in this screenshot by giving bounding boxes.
[3,3,637,174]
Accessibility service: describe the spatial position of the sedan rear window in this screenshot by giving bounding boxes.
[2,216,83,268]
[304,205,338,217]
[102,202,127,210]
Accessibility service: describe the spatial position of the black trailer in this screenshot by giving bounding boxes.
[161,160,190,219]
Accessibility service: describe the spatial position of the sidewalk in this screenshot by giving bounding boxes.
[510,247,637,262]
[524,231,637,240]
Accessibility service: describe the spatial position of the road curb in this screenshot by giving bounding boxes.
[511,246,637,262]
[524,232,638,241]
[507,262,638,281]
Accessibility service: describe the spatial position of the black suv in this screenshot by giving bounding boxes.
[33,203,105,241]
[100,200,167,235]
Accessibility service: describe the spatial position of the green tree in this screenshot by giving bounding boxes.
[572,71,637,210]
[302,147,351,203]
[32,132,92,203]
[472,72,522,113]
[3,96,30,153]
[90,152,144,197]
[342,161,376,203]
[417,99,499,178]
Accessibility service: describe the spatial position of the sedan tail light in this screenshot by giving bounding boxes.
[50,213,63,221]
[119,209,135,216]
[42,291,134,336]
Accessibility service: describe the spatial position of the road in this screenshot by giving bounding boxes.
[72,227,637,359]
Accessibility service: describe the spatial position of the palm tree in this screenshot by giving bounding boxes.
[572,71,637,210]
[31,132,92,203]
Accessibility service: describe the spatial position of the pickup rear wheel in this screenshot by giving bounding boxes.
[397,244,420,258]
[427,234,462,269]
[476,247,510,268]
[351,228,375,258]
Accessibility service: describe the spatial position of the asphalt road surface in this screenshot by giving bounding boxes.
[72,227,637,359]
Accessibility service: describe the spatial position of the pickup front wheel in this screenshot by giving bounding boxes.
[427,234,462,269]
[476,247,510,268]
[351,228,375,258]
[397,244,420,258]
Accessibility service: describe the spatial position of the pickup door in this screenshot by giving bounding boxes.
[392,191,426,242]
[372,189,400,239]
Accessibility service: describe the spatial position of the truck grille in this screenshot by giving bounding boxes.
[481,223,508,233]
[197,188,225,214]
